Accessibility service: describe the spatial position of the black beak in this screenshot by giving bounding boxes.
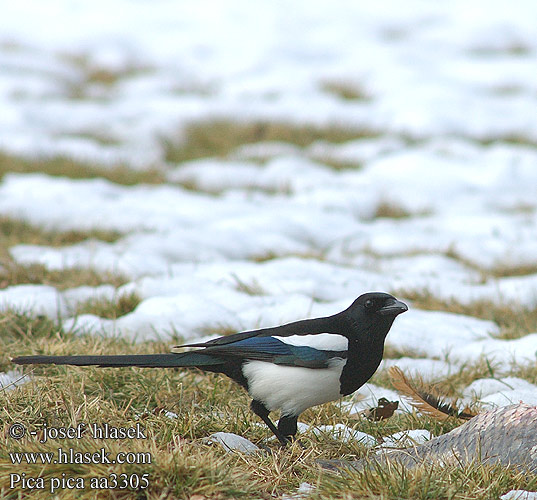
[377,298,408,316]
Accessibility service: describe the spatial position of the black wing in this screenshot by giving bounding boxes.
[178,313,348,349]
[198,336,347,369]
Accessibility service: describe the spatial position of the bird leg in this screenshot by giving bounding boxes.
[250,400,290,446]
[277,415,298,441]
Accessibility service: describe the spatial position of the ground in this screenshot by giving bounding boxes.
[1,1,537,498]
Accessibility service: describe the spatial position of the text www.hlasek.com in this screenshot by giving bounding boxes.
[10,447,151,465]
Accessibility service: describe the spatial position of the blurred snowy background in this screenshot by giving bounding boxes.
[1,0,537,407]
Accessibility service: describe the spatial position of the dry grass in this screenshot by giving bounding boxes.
[368,200,432,220]
[488,262,537,278]
[0,311,331,498]
[371,201,414,219]
[164,120,380,164]
[475,133,537,148]
[0,215,129,291]
[395,289,537,340]
[508,362,537,384]
[309,155,363,171]
[0,153,165,186]
[2,137,537,498]
[320,80,371,101]
[0,261,130,290]
[229,274,266,296]
[61,54,152,101]
[446,247,537,279]
[1,310,536,499]
[74,291,142,319]
[0,216,121,250]
[317,461,537,500]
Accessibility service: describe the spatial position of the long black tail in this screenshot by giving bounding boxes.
[11,352,222,368]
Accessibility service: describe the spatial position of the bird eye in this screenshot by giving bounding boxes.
[364,299,374,308]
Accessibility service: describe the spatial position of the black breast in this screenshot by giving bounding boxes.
[338,337,385,396]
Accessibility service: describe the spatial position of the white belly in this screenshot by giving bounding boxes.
[242,358,346,416]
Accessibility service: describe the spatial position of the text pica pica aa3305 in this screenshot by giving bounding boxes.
[12,292,407,445]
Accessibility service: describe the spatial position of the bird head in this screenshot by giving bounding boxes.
[345,292,407,338]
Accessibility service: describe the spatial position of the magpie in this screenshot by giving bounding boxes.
[12,292,407,445]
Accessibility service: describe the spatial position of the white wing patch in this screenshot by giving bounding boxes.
[273,333,348,351]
